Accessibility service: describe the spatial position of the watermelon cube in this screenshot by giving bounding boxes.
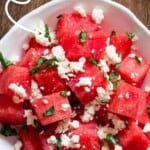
[119,51,149,86]
[110,34,132,58]
[19,126,44,150]
[34,68,66,95]
[119,121,150,150]
[68,64,107,105]
[31,92,72,125]
[0,65,31,98]
[108,82,150,124]
[0,95,25,125]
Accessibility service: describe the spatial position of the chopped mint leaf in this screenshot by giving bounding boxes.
[0,52,12,68]
[134,55,142,64]
[106,134,119,145]
[0,125,17,137]
[79,31,87,43]
[43,106,55,116]
[60,90,70,97]
[127,32,136,40]
[44,24,51,42]
[89,57,98,65]
[110,30,116,37]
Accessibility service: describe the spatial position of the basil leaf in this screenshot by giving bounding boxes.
[106,134,119,145]
[147,106,150,115]
[109,72,119,82]
[60,90,70,97]
[0,125,17,137]
[134,55,142,64]
[0,52,12,68]
[79,31,87,43]
[110,30,116,37]
[56,138,62,148]
[127,32,136,40]
[89,57,98,65]
[43,106,55,116]
[30,57,58,75]
[44,24,51,42]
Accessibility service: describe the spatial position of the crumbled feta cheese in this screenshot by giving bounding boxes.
[9,83,27,98]
[43,99,49,104]
[143,123,150,133]
[101,145,110,150]
[33,20,57,46]
[70,120,80,129]
[125,92,130,99]
[108,113,126,131]
[76,77,93,87]
[145,86,150,92]
[62,104,70,111]
[106,37,110,46]
[114,145,123,150]
[74,5,87,17]
[14,140,22,150]
[84,87,91,92]
[98,125,118,139]
[12,95,23,104]
[31,80,42,99]
[51,45,66,61]
[96,87,111,103]
[92,8,104,24]
[128,53,136,58]
[55,119,70,133]
[11,55,20,64]
[47,135,57,144]
[24,109,37,126]
[70,57,86,73]
[22,43,29,50]
[105,45,121,64]
[98,59,110,73]
[43,49,49,55]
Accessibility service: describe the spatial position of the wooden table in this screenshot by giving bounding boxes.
[0,0,149,39]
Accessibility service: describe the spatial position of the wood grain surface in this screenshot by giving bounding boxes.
[0,0,149,39]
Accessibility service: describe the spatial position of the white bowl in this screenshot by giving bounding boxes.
[0,0,150,149]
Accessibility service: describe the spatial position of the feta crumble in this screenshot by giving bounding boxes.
[115,145,123,150]
[9,83,27,98]
[92,8,104,24]
[74,5,87,17]
[24,109,37,126]
[76,77,93,87]
[14,140,22,150]
[143,123,150,133]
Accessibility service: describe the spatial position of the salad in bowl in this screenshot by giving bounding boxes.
[0,0,150,150]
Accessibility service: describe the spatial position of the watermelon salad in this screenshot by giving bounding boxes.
[0,5,150,150]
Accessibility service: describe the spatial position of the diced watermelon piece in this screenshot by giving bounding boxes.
[110,35,132,58]
[60,121,100,150]
[34,68,66,95]
[0,65,31,98]
[0,95,25,125]
[68,64,107,105]
[108,82,150,124]
[119,121,150,150]
[31,92,72,125]
[56,13,100,60]
[20,126,44,150]
[119,51,149,86]
[19,38,49,69]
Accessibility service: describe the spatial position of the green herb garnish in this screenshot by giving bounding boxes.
[134,55,142,64]
[89,57,98,65]
[60,90,70,97]
[43,106,55,116]
[57,14,63,19]
[110,30,116,37]
[44,24,51,42]
[127,32,136,40]
[56,138,62,148]
[109,72,119,82]
[0,125,17,137]
[79,31,87,43]
[30,57,58,75]
[147,106,150,115]
[0,52,12,68]
[106,134,119,146]
[34,119,42,129]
